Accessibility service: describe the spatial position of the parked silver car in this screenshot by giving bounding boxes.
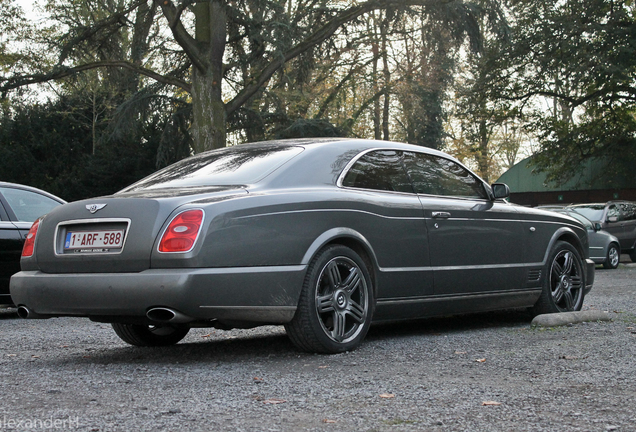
[553,209,621,269]
[567,201,636,262]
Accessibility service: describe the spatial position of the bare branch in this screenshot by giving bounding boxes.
[1,61,191,97]
[58,0,149,65]
[154,0,208,72]
[225,0,451,115]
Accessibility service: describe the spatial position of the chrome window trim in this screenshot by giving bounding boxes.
[336,147,490,200]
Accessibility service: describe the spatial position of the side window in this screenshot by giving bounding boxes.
[403,152,488,199]
[0,187,61,222]
[619,203,636,221]
[606,204,619,222]
[342,150,414,193]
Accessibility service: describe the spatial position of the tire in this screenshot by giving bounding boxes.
[112,323,190,347]
[630,249,636,263]
[603,243,620,269]
[285,245,374,354]
[531,241,586,316]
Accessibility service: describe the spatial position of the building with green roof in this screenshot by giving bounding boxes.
[496,156,636,207]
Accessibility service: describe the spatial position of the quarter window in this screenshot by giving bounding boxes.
[342,150,414,193]
[403,152,487,199]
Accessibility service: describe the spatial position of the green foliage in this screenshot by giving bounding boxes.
[494,0,636,185]
[0,95,163,201]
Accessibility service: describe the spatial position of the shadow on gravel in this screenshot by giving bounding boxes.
[41,310,532,366]
[366,309,532,342]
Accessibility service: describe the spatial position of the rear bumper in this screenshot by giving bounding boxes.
[9,266,306,324]
[585,258,595,295]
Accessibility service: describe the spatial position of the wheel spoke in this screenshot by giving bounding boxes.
[341,268,361,295]
[332,311,346,342]
[347,300,366,324]
[317,294,335,314]
[551,261,563,279]
[326,261,341,289]
[552,283,564,303]
[570,276,582,289]
[563,290,574,310]
[562,252,573,275]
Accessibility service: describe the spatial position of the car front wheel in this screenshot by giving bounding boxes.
[285,245,374,353]
[112,323,190,347]
[532,241,585,315]
[603,243,620,269]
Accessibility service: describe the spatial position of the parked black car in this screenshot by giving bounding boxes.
[568,201,636,262]
[11,139,595,353]
[0,182,65,305]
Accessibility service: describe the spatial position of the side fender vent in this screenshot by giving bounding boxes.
[527,269,542,283]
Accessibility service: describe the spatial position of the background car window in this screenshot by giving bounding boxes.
[570,205,604,221]
[342,150,414,193]
[607,204,619,221]
[619,203,636,221]
[403,152,487,199]
[0,187,61,222]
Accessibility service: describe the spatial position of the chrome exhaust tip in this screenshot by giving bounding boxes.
[146,307,193,324]
[17,306,47,319]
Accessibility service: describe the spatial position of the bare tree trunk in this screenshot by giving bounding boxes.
[190,0,227,153]
[381,16,390,141]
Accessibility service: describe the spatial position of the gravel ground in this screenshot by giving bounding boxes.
[1,263,635,432]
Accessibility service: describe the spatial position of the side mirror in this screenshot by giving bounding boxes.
[607,216,618,223]
[594,222,602,232]
[491,183,510,200]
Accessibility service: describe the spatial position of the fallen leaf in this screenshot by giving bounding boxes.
[253,377,264,383]
[322,419,337,424]
[6,354,16,357]
[455,351,467,354]
[60,345,69,348]
[263,399,286,404]
[475,358,486,363]
[482,401,501,406]
[379,393,395,399]
[201,334,210,338]
[318,366,328,369]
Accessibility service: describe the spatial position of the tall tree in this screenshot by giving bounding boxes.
[491,0,636,185]
[1,0,506,152]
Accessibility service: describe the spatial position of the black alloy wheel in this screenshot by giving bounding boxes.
[532,241,585,315]
[285,245,374,354]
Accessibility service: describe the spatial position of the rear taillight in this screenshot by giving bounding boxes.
[158,209,204,253]
[22,217,42,257]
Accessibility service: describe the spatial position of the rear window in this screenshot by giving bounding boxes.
[570,205,604,221]
[119,145,303,192]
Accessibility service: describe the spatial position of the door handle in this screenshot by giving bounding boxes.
[432,211,451,219]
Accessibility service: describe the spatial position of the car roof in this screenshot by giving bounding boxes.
[0,181,66,204]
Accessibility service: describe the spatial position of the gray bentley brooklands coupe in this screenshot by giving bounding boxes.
[10,139,594,353]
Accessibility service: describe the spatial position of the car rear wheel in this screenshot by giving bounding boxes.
[603,243,620,269]
[285,245,374,354]
[112,323,190,347]
[532,241,585,315]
